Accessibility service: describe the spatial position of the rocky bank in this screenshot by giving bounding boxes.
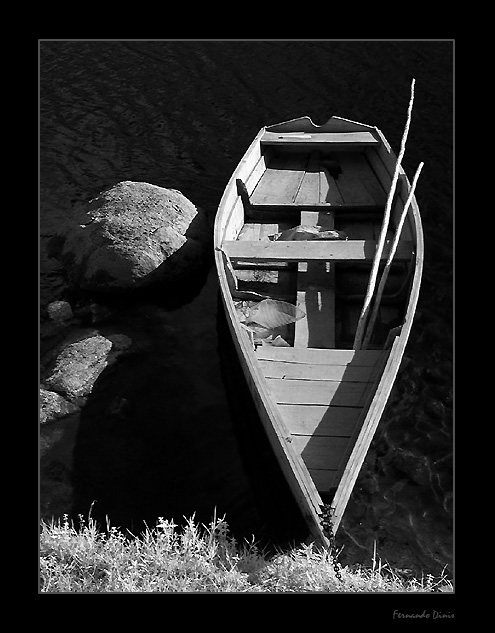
[40,299,133,518]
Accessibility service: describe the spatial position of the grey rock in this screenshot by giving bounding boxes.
[43,335,113,399]
[58,181,210,292]
[47,300,73,322]
[40,389,79,424]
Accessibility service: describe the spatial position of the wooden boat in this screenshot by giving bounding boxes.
[214,115,423,545]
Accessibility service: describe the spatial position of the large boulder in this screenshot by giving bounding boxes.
[56,181,210,292]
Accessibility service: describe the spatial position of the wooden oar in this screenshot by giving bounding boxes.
[353,78,416,350]
[361,161,424,349]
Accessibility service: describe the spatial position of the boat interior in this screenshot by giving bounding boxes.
[219,133,417,505]
[225,141,414,351]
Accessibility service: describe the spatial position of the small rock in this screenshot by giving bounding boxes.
[43,335,113,399]
[40,388,79,424]
[47,300,73,322]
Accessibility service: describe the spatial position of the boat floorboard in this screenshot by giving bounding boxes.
[255,346,386,494]
[229,204,391,494]
[250,154,307,205]
[255,346,384,365]
[295,209,335,349]
[250,149,386,208]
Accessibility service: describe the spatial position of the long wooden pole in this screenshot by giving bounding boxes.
[361,161,424,349]
[353,78,416,350]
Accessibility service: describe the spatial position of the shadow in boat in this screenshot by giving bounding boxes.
[297,278,408,506]
[297,355,382,507]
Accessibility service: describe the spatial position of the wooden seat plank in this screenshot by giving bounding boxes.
[237,223,262,242]
[259,223,279,241]
[222,239,414,263]
[260,131,379,147]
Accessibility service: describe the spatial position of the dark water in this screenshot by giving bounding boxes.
[40,40,453,577]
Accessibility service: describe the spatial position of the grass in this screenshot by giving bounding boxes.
[39,512,453,593]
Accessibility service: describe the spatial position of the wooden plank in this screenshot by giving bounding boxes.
[222,196,244,241]
[259,223,279,241]
[259,359,380,382]
[294,151,320,205]
[295,209,335,348]
[223,239,414,263]
[294,169,320,205]
[260,131,379,147]
[215,133,262,244]
[244,147,274,194]
[250,154,307,205]
[320,168,344,204]
[237,223,262,242]
[333,152,387,206]
[365,147,392,190]
[247,204,384,216]
[329,155,376,206]
[294,261,335,348]
[267,378,373,406]
[237,221,296,246]
[256,346,385,366]
[279,404,362,437]
[291,435,350,470]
